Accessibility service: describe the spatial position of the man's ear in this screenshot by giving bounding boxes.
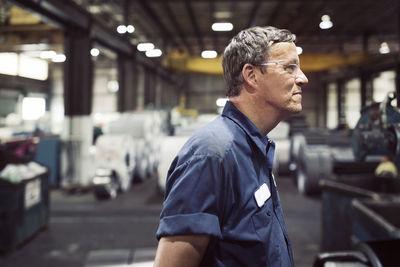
[242,63,258,92]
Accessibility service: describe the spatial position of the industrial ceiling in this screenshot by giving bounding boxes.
[1,0,400,73]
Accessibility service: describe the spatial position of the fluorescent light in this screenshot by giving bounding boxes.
[137,43,155,52]
[319,15,333,30]
[19,55,48,80]
[52,54,66,63]
[379,42,390,54]
[212,22,233,32]
[126,25,135,33]
[117,25,127,34]
[145,49,162,58]
[90,48,100,57]
[0,53,18,75]
[40,50,56,59]
[216,98,228,107]
[22,97,46,120]
[201,50,217,58]
[296,46,303,55]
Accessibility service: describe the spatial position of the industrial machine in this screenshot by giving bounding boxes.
[352,92,400,165]
[314,92,400,266]
[288,92,400,195]
[289,127,377,195]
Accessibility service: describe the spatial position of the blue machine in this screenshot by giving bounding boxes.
[352,92,400,165]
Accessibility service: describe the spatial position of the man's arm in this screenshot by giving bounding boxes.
[153,235,210,267]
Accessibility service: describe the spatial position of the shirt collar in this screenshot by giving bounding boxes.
[222,101,275,167]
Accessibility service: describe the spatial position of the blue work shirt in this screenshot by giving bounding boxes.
[156,101,294,267]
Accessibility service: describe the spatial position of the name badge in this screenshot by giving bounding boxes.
[254,183,271,208]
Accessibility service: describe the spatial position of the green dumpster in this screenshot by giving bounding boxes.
[0,162,50,251]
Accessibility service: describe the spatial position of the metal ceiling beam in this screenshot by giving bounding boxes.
[8,0,89,29]
[162,1,192,54]
[291,1,324,36]
[361,0,399,34]
[0,24,58,32]
[247,0,262,28]
[185,0,204,52]
[8,0,133,55]
[209,0,218,52]
[264,1,285,27]
[91,21,132,55]
[136,0,175,47]
[329,1,377,37]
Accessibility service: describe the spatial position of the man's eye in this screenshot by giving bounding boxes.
[285,64,297,74]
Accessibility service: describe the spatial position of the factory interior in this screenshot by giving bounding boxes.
[1,0,400,266]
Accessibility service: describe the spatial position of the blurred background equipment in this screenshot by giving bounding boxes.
[1,0,400,266]
[0,147,49,251]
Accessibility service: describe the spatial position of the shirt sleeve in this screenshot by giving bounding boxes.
[156,154,225,240]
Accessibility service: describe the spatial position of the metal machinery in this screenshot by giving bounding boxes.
[352,92,400,165]
[311,92,400,266]
[288,92,400,195]
[289,127,380,195]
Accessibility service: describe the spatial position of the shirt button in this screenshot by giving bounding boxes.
[267,210,271,216]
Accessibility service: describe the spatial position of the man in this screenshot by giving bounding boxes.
[154,26,308,267]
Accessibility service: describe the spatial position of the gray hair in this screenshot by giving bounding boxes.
[222,26,296,97]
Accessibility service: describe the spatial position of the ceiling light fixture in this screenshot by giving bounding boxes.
[212,22,233,32]
[40,50,56,59]
[52,54,66,63]
[296,46,303,55]
[137,43,155,52]
[319,15,333,30]
[379,42,390,54]
[201,50,217,58]
[126,25,135,33]
[117,25,127,34]
[145,49,162,58]
[90,48,100,57]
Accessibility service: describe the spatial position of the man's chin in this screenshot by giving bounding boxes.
[289,105,302,114]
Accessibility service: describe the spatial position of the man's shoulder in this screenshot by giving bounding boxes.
[183,116,245,159]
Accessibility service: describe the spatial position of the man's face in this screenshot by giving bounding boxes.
[254,42,308,117]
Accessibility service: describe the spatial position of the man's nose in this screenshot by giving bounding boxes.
[295,69,308,85]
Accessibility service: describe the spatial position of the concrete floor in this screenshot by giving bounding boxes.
[0,175,321,267]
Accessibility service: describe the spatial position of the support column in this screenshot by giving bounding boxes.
[320,82,328,128]
[360,73,373,110]
[62,28,94,187]
[396,65,400,108]
[337,80,347,128]
[117,54,138,112]
[144,67,156,107]
[136,65,145,110]
[64,29,93,116]
[154,74,162,108]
